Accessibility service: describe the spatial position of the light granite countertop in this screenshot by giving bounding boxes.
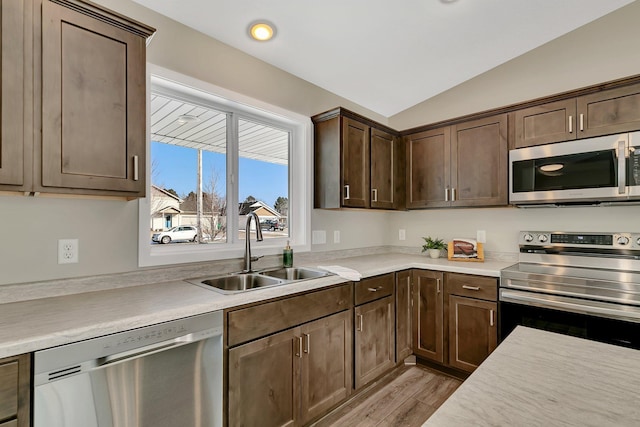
[424,326,640,427]
[0,252,515,359]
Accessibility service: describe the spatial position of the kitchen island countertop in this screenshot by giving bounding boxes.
[0,252,514,358]
[424,326,640,427]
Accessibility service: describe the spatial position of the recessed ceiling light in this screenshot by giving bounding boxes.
[249,21,276,41]
[177,114,200,125]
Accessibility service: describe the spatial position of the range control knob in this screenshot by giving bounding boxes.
[538,234,549,243]
[523,233,534,243]
[617,235,630,245]
[637,237,640,246]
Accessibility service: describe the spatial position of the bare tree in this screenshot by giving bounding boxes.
[202,168,227,242]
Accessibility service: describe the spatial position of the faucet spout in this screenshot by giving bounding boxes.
[243,211,263,273]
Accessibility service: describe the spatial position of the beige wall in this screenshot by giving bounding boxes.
[2,0,640,286]
[389,1,640,131]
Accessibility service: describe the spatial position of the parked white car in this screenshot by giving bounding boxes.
[152,226,209,244]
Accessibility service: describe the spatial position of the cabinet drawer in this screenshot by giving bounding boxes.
[0,361,18,421]
[445,273,497,301]
[227,284,351,347]
[354,273,394,305]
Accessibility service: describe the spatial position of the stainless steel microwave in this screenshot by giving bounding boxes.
[509,131,640,206]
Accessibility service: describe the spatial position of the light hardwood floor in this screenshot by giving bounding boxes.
[312,365,462,427]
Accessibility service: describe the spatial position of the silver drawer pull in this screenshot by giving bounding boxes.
[303,333,310,354]
[344,184,350,200]
[133,155,139,181]
[356,314,363,332]
[490,309,495,327]
[462,285,480,291]
[367,286,383,292]
[568,115,573,133]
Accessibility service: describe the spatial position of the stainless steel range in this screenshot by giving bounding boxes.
[500,231,640,349]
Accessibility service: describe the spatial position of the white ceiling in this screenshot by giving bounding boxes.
[133,0,635,117]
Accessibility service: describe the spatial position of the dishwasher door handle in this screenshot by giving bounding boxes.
[98,327,222,368]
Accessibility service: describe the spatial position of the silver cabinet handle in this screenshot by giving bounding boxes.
[303,333,310,354]
[356,314,363,332]
[451,187,456,202]
[445,188,449,202]
[367,286,383,292]
[436,278,441,294]
[462,285,480,291]
[344,184,350,200]
[296,336,303,358]
[133,155,139,181]
[372,188,378,202]
[568,115,573,133]
[618,138,627,194]
[490,309,495,327]
[579,113,584,131]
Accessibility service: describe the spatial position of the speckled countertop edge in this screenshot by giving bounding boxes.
[0,252,516,359]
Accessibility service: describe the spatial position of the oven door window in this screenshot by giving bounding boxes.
[500,302,640,350]
[512,149,618,193]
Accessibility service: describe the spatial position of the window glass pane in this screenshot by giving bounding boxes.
[238,118,289,241]
[149,92,227,245]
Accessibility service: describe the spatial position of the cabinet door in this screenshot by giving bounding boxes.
[300,311,352,424]
[354,296,394,389]
[0,0,25,187]
[395,270,413,362]
[514,99,577,148]
[448,295,497,373]
[370,128,398,209]
[228,328,300,427]
[41,0,146,195]
[405,127,451,208]
[0,354,30,427]
[342,117,370,208]
[577,83,640,138]
[412,270,444,363]
[451,114,508,207]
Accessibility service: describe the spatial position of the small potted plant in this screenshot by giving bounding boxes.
[422,236,446,259]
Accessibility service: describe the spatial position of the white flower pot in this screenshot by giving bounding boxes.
[428,249,441,259]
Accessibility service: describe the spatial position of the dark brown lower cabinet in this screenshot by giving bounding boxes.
[448,295,497,372]
[412,270,444,363]
[395,270,413,362]
[0,354,30,427]
[228,311,351,427]
[354,295,395,389]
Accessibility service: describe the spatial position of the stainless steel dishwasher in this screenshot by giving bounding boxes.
[33,310,223,427]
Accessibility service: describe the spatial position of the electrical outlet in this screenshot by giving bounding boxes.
[58,239,79,264]
[399,229,406,241]
[334,230,341,244]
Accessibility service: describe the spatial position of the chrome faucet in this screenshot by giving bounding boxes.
[243,211,263,272]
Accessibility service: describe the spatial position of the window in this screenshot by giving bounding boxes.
[139,67,310,267]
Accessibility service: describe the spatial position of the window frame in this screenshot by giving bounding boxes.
[138,65,311,267]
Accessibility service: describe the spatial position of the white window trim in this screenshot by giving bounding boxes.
[138,64,311,267]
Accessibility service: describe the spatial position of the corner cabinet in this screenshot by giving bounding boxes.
[0,0,155,197]
[411,270,498,374]
[514,82,640,148]
[405,113,508,208]
[395,270,413,362]
[0,354,31,427]
[313,108,404,210]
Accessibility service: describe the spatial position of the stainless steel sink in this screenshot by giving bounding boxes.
[259,267,329,281]
[187,273,285,294]
[186,267,330,294]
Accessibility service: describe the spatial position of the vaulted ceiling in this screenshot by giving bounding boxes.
[133,0,635,117]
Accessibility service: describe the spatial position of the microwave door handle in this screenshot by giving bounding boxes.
[618,139,627,194]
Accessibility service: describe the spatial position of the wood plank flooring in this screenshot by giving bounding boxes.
[312,365,462,427]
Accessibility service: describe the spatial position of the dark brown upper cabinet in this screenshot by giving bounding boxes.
[515,82,640,148]
[406,114,508,208]
[313,108,404,210]
[0,0,26,190]
[0,0,154,198]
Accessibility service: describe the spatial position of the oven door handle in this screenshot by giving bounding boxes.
[500,290,640,322]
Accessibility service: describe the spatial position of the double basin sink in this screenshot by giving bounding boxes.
[186,267,331,294]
